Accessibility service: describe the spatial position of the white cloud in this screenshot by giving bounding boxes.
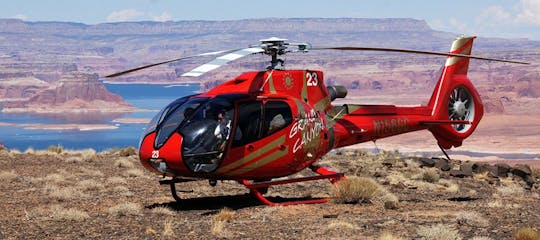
[107,9,173,22]
[152,12,173,22]
[477,5,512,24]
[14,14,27,20]
[516,0,540,25]
[107,9,146,22]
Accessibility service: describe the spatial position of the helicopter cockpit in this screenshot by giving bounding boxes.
[143,95,246,173]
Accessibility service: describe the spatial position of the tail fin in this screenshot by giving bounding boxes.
[427,36,484,149]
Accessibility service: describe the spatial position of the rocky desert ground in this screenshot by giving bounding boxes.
[0,147,538,239]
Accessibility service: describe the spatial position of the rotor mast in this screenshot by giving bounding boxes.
[259,37,288,70]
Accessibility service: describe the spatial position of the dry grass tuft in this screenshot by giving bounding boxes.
[327,220,359,231]
[379,232,403,240]
[533,167,540,178]
[108,202,142,216]
[470,237,493,240]
[332,176,383,204]
[497,181,525,197]
[125,168,145,178]
[382,193,399,210]
[50,205,90,221]
[162,218,175,238]
[438,179,460,193]
[107,176,127,185]
[211,208,236,236]
[416,224,462,240]
[112,186,134,197]
[24,147,36,154]
[151,206,175,216]
[43,173,67,184]
[422,168,440,183]
[76,179,104,192]
[47,144,63,154]
[515,227,540,240]
[115,158,135,168]
[0,170,18,182]
[79,168,104,177]
[47,186,87,201]
[117,147,138,157]
[455,211,489,227]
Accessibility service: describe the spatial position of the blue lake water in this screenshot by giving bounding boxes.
[0,83,200,151]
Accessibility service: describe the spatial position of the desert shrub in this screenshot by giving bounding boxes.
[108,202,142,216]
[47,144,63,154]
[515,227,540,240]
[416,224,462,240]
[332,176,383,204]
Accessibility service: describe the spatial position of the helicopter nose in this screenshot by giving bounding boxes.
[139,132,186,175]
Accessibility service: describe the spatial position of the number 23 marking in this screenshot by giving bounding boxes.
[306,72,318,86]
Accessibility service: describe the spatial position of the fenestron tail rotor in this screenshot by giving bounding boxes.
[105,36,529,79]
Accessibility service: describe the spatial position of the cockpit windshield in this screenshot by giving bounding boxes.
[149,96,240,173]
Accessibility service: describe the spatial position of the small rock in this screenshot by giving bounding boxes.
[495,163,511,178]
[419,158,435,167]
[511,164,532,179]
[449,170,467,178]
[434,158,451,171]
[460,163,474,177]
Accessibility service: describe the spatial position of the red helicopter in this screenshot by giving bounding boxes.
[106,36,527,206]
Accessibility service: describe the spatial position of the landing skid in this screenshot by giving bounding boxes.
[159,165,344,206]
[241,165,344,206]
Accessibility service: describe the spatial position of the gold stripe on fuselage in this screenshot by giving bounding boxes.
[217,135,286,174]
[227,146,289,176]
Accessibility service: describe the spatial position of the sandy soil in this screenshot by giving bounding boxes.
[0,149,538,239]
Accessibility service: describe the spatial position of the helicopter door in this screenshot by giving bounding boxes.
[223,100,293,177]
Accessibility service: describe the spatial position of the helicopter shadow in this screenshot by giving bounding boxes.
[146,194,324,211]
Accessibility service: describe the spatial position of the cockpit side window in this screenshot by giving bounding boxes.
[232,101,263,147]
[263,101,293,136]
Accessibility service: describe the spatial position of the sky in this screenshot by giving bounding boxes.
[2,0,540,40]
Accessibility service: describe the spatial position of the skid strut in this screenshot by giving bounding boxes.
[159,178,196,202]
[241,165,344,206]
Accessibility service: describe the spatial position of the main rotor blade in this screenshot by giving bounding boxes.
[182,47,265,77]
[105,49,241,78]
[311,46,530,65]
